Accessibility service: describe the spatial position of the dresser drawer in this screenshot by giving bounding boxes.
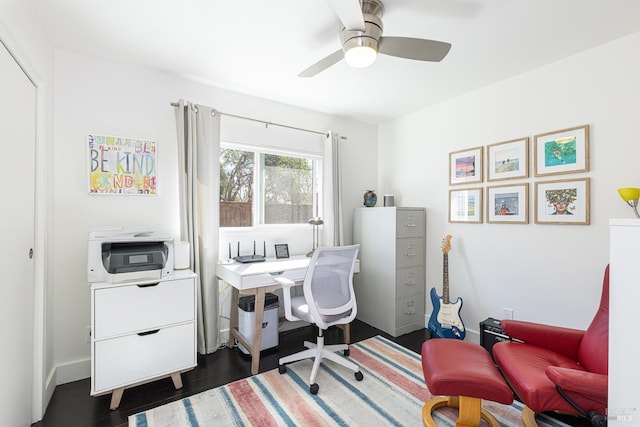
[93,277,195,340]
[396,266,425,299]
[396,209,425,238]
[395,294,425,329]
[93,322,195,394]
[396,238,425,268]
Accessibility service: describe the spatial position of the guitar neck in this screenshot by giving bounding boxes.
[443,252,450,304]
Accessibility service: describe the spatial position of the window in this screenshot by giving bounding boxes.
[219,144,321,228]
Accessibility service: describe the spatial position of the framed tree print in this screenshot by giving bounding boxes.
[449,147,483,185]
[487,137,529,182]
[535,178,590,224]
[449,188,483,223]
[486,183,528,224]
[534,125,589,177]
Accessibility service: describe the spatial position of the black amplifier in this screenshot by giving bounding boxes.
[480,317,516,359]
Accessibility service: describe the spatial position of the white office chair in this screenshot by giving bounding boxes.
[275,244,363,394]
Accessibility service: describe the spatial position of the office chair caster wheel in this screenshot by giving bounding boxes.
[310,383,319,394]
[344,349,350,356]
[355,371,364,381]
[278,365,287,374]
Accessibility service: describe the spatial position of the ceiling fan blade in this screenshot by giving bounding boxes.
[379,36,452,62]
[327,0,365,31]
[298,49,344,78]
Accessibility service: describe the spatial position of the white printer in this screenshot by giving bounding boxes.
[87,228,174,284]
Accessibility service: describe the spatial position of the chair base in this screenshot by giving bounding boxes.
[422,396,501,427]
[278,335,360,387]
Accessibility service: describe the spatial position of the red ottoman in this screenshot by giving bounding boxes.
[421,339,513,427]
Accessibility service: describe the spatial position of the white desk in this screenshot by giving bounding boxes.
[217,255,359,375]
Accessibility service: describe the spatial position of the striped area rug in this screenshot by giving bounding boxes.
[129,336,571,426]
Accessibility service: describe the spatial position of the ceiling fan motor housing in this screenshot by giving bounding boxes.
[340,0,384,54]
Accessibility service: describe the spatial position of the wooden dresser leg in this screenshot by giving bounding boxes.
[110,388,124,410]
[171,372,183,389]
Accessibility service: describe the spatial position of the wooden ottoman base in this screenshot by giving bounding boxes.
[422,395,501,427]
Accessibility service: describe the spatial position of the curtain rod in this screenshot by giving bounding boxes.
[171,101,340,138]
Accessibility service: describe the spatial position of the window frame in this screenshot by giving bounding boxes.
[220,140,323,230]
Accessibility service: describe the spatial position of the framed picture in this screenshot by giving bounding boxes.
[449,188,483,223]
[534,125,589,177]
[449,147,483,185]
[274,244,290,259]
[87,134,158,195]
[486,184,529,224]
[487,137,529,182]
[535,178,590,224]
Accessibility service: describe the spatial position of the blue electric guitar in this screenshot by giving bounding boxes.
[428,235,466,339]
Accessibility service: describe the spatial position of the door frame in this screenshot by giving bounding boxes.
[0,23,48,422]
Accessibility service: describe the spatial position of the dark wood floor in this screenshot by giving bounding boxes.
[33,320,428,427]
[33,320,589,427]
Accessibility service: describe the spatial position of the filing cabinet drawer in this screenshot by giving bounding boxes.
[396,266,425,299]
[93,322,195,393]
[93,277,195,340]
[396,237,425,268]
[395,294,426,328]
[396,209,425,238]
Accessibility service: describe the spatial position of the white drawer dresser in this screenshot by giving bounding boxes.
[353,207,426,337]
[90,269,197,409]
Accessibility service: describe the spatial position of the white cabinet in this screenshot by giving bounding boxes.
[353,207,426,337]
[609,219,640,425]
[90,269,197,409]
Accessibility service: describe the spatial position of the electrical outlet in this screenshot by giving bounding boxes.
[86,326,92,344]
[502,307,514,320]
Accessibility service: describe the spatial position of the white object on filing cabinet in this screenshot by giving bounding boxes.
[353,207,426,337]
[90,269,197,410]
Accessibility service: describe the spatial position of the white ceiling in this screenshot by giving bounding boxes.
[35,0,640,124]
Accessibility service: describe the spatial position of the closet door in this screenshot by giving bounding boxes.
[0,40,36,426]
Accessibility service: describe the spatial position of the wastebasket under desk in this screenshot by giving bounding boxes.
[237,293,279,354]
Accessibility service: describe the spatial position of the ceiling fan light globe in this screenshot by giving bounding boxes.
[345,45,378,68]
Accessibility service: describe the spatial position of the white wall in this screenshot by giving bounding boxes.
[53,49,378,382]
[380,31,640,340]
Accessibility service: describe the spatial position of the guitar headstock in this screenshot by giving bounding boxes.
[441,235,452,254]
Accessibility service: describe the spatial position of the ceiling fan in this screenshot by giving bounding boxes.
[299,0,452,77]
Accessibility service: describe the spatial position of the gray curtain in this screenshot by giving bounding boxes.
[174,100,220,354]
[323,131,344,247]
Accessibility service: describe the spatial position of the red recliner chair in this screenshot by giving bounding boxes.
[493,265,609,427]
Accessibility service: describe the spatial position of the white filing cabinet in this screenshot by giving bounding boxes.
[90,269,197,409]
[353,207,426,337]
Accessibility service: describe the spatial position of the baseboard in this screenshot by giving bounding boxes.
[55,358,91,385]
[220,328,230,346]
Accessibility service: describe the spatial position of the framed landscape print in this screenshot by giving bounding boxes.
[535,178,590,224]
[449,188,483,223]
[486,183,529,224]
[449,147,483,185]
[534,125,589,177]
[487,137,529,182]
